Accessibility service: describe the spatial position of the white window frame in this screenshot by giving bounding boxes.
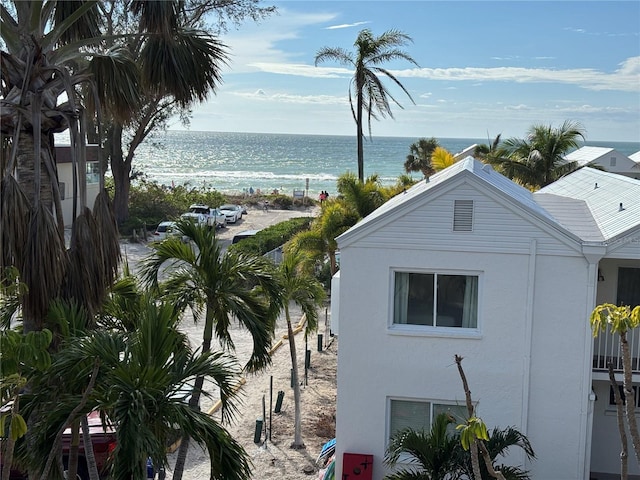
[389,268,482,338]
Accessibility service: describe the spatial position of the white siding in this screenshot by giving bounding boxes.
[336,237,592,479]
[360,183,579,257]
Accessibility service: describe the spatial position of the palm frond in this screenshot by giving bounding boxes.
[22,202,67,331]
[0,176,31,272]
[140,28,229,107]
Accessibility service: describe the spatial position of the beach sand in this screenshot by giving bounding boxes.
[122,205,338,479]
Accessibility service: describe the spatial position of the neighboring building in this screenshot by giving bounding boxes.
[55,145,101,226]
[564,146,640,179]
[333,158,640,479]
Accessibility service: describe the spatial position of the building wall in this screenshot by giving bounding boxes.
[57,162,101,227]
[335,185,592,479]
[55,145,101,227]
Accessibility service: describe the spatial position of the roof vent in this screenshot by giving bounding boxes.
[619,203,625,212]
[453,200,473,232]
[594,183,598,189]
[482,163,492,172]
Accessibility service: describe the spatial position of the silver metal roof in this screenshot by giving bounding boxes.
[537,168,640,241]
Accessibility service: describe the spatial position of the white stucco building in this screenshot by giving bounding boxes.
[333,158,640,479]
[55,145,101,226]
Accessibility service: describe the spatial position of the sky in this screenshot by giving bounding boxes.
[170,0,640,142]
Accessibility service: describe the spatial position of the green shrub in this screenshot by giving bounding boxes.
[228,217,313,256]
[270,194,293,210]
[119,179,226,235]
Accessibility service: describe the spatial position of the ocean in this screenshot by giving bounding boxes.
[134,131,640,197]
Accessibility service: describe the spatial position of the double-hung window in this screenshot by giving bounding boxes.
[393,271,479,328]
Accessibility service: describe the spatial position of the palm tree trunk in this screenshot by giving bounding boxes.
[172,308,215,480]
[0,395,20,480]
[106,125,132,225]
[620,333,640,461]
[356,88,364,183]
[608,362,628,480]
[454,355,482,480]
[285,304,304,448]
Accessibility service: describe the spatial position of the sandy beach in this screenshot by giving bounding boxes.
[122,205,338,479]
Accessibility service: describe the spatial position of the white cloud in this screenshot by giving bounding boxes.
[325,21,370,30]
[391,57,640,92]
[232,90,348,105]
[248,62,350,78]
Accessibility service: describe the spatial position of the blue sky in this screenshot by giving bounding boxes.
[172,1,640,142]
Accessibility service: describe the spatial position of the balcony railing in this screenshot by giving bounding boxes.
[593,326,640,374]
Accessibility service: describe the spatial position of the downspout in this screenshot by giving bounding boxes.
[520,239,537,470]
[580,244,606,480]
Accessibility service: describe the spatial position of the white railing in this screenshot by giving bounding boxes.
[593,326,640,374]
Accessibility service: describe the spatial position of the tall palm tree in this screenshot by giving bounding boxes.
[487,121,586,190]
[95,0,237,225]
[273,250,326,448]
[140,219,281,479]
[1,0,135,333]
[315,29,418,182]
[404,138,440,178]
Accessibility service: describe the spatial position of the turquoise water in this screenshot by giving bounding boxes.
[135,131,640,196]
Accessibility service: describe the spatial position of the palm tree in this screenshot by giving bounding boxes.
[288,201,358,276]
[404,138,440,178]
[487,121,586,190]
[273,250,326,448]
[1,0,134,333]
[384,413,460,480]
[95,1,239,224]
[384,414,536,480]
[431,147,458,172]
[315,29,418,182]
[24,297,252,480]
[454,426,536,480]
[140,219,281,479]
[474,134,502,162]
[336,172,387,218]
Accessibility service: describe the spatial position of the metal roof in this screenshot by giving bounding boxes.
[536,168,640,241]
[564,146,616,166]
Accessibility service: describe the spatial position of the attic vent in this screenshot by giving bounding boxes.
[453,200,473,232]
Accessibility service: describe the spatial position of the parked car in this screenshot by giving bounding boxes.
[218,204,243,223]
[232,229,261,244]
[1,408,117,480]
[153,221,178,240]
[180,204,226,229]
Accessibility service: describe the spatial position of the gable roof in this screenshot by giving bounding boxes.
[536,167,640,242]
[337,157,568,246]
[630,151,640,163]
[564,146,616,166]
[338,159,640,250]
